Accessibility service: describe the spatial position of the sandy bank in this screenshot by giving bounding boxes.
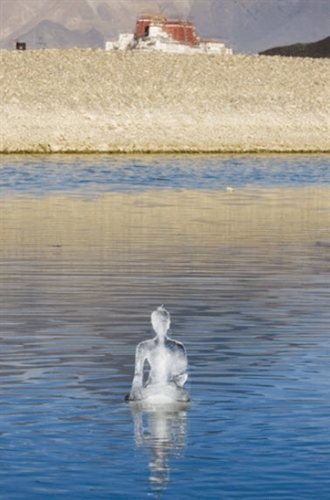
[1,49,329,153]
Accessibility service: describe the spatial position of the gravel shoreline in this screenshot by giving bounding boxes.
[1,49,329,153]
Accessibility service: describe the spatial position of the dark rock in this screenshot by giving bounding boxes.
[259,36,330,58]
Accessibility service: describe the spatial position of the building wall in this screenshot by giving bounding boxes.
[135,17,197,45]
[162,22,197,45]
[136,18,151,37]
[149,25,167,38]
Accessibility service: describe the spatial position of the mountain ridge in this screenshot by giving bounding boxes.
[1,0,329,53]
[259,36,330,58]
[15,19,104,49]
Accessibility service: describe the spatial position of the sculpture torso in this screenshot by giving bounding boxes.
[137,337,188,387]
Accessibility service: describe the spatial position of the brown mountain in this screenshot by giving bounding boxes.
[1,0,329,54]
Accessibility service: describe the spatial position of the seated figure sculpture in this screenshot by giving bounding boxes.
[126,306,189,402]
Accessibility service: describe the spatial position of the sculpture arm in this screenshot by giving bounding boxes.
[173,344,188,387]
[175,372,188,387]
[128,343,146,400]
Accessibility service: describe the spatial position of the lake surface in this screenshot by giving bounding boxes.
[1,154,329,499]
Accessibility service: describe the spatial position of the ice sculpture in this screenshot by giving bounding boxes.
[126,306,189,403]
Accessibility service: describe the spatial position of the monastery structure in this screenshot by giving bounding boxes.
[106,15,232,54]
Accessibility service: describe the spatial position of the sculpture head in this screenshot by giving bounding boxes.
[151,305,170,337]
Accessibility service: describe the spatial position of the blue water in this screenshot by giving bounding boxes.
[1,154,328,195]
[1,154,329,499]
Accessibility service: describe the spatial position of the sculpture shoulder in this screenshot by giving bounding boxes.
[136,339,154,354]
[167,338,186,355]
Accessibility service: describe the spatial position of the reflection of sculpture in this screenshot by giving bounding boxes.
[126,306,189,403]
[130,402,188,492]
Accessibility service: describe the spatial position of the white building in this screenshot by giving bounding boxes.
[106,17,232,55]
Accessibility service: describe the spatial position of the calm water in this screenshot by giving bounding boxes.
[1,154,329,499]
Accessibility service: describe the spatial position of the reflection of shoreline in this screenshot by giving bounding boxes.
[129,401,189,493]
[1,187,328,260]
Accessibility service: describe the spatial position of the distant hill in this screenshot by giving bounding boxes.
[18,20,104,49]
[1,0,329,54]
[259,36,330,58]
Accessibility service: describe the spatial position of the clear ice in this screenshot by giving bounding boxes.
[126,305,189,403]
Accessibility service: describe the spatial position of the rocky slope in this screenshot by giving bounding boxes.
[1,49,329,153]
